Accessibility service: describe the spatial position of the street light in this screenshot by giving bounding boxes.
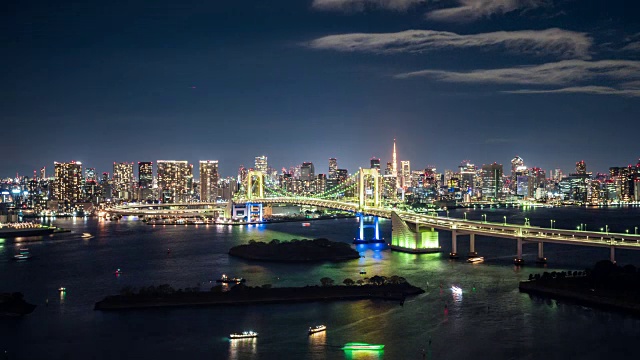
[606,225,609,234]
[550,219,555,229]
[525,217,530,226]
[635,227,638,235]
[446,210,449,218]
[464,212,467,220]
[503,216,507,225]
[482,214,487,223]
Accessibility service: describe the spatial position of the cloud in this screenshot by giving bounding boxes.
[308,28,591,59]
[395,60,640,85]
[504,86,640,97]
[426,0,548,22]
[311,0,426,11]
[621,41,640,52]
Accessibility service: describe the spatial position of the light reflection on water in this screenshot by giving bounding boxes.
[228,338,257,360]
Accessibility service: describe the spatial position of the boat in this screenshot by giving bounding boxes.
[114,268,123,275]
[308,325,326,335]
[342,342,385,350]
[58,287,66,292]
[467,256,484,263]
[451,286,463,295]
[359,270,366,275]
[81,233,93,238]
[216,274,246,284]
[13,249,32,260]
[229,331,258,339]
[302,222,311,227]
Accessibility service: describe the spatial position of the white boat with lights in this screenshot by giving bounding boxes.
[308,325,326,335]
[216,274,246,284]
[13,249,32,260]
[451,286,462,295]
[81,233,93,238]
[467,256,484,263]
[302,222,311,227]
[229,331,258,339]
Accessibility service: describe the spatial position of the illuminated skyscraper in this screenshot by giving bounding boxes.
[254,156,268,173]
[113,162,134,201]
[370,158,381,170]
[510,156,525,193]
[328,158,338,180]
[481,163,503,200]
[138,162,153,201]
[576,160,587,174]
[199,160,219,202]
[301,162,315,181]
[392,139,398,178]
[400,161,411,189]
[458,162,476,195]
[157,160,190,203]
[85,168,97,183]
[53,161,83,206]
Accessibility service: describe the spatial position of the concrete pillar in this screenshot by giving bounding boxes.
[449,230,459,259]
[610,246,616,264]
[359,214,364,240]
[514,237,524,265]
[468,233,477,257]
[536,242,547,264]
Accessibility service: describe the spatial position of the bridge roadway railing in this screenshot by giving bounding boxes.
[243,197,640,250]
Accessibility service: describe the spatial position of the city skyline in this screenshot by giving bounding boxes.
[2,1,639,178]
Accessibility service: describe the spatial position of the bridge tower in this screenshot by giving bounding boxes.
[246,170,265,200]
[358,168,380,209]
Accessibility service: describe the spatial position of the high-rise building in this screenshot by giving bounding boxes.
[40,167,46,180]
[301,162,315,181]
[481,163,503,200]
[113,162,134,201]
[85,168,96,182]
[238,165,247,185]
[370,158,381,171]
[576,160,587,175]
[157,160,190,203]
[254,156,268,173]
[53,161,83,206]
[328,158,338,180]
[385,162,393,176]
[458,162,476,195]
[199,160,219,202]
[400,161,411,189]
[138,162,153,201]
[510,156,525,193]
[336,169,348,184]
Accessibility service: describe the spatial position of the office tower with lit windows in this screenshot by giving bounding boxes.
[301,162,315,181]
[113,162,134,201]
[576,160,587,174]
[458,162,476,195]
[328,158,337,180]
[199,160,219,202]
[254,156,268,173]
[510,156,525,193]
[138,162,153,201]
[336,169,348,184]
[400,161,411,189]
[53,161,83,207]
[481,163,503,200]
[157,160,190,203]
[370,158,381,171]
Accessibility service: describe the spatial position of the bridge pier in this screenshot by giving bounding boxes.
[449,230,459,259]
[467,233,478,257]
[514,237,524,266]
[610,246,616,264]
[354,214,382,244]
[535,242,547,264]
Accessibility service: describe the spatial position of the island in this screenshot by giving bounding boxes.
[228,238,360,262]
[0,292,37,316]
[94,276,424,311]
[519,260,640,316]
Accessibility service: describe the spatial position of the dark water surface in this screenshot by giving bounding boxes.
[2,206,640,359]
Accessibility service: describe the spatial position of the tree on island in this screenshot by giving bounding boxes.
[343,278,355,286]
[356,279,364,286]
[320,277,335,286]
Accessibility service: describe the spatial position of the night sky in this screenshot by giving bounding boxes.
[2,0,639,178]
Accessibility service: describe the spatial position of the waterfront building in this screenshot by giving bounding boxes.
[328,158,337,180]
[157,160,191,203]
[53,161,83,208]
[609,166,633,202]
[199,160,219,202]
[138,162,153,201]
[481,162,503,200]
[254,156,268,173]
[113,162,134,201]
[459,162,476,195]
